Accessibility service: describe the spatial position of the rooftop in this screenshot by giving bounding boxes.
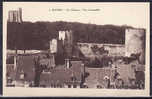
[15,55,35,81]
[40,60,84,85]
[6,64,16,80]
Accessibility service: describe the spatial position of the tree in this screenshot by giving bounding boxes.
[7,21,135,50]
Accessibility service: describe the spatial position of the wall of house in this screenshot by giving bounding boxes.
[85,68,115,88]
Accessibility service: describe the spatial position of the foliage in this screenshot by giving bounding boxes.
[7,21,133,50]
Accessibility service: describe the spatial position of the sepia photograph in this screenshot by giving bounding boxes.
[3,2,150,96]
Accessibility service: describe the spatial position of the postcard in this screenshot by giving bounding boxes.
[3,2,150,97]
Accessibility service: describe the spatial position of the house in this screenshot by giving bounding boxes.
[14,52,57,87]
[85,67,115,88]
[6,64,16,87]
[6,54,16,87]
[39,60,85,88]
[15,54,35,87]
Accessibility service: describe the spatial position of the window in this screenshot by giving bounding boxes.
[71,76,76,82]
[97,85,102,89]
[40,85,46,88]
[51,84,54,88]
[131,65,136,69]
[73,85,77,88]
[60,85,62,88]
[6,56,14,64]
[57,84,60,88]
[7,78,12,84]
[20,73,24,79]
[6,73,10,77]
[54,85,56,88]
[68,85,71,88]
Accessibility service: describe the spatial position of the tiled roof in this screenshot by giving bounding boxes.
[15,55,35,81]
[135,71,144,81]
[15,52,84,86]
[117,64,135,85]
[115,60,142,85]
[39,56,55,67]
[6,64,16,80]
[85,68,115,87]
[40,60,83,85]
[15,53,55,81]
[130,60,145,71]
[136,65,145,71]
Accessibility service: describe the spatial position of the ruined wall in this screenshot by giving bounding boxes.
[59,31,65,41]
[125,28,145,64]
[77,43,125,58]
[8,8,22,23]
[104,44,125,57]
[50,39,57,53]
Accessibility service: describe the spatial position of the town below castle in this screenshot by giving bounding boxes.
[6,8,145,89]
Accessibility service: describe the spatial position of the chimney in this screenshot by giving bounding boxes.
[14,55,17,70]
[65,59,70,69]
[18,8,22,22]
[50,39,57,53]
[81,63,85,82]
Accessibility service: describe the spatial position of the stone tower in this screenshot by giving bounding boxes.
[125,28,145,64]
[8,8,22,23]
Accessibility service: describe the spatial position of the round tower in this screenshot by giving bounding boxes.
[125,28,145,64]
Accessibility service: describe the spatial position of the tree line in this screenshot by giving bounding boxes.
[7,21,133,50]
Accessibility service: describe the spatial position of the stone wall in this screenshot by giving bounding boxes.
[77,43,125,58]
[125,28,145,64]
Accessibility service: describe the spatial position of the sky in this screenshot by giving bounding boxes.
[3,2,149,28]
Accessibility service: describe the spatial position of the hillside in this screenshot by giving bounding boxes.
[7,21,133,50]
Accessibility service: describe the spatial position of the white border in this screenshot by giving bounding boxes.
[2,2,150,97]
